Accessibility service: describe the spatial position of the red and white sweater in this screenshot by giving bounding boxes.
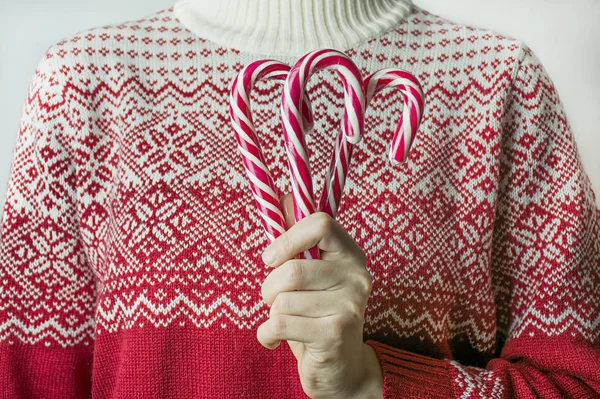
[1,0,599,398]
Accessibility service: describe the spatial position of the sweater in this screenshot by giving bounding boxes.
[1,0,599,398]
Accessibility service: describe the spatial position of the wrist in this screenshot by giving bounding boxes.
[354,343,384,399]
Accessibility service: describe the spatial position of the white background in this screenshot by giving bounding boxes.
[1,0,599,215]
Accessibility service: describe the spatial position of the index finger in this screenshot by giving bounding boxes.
[261,211,361,267]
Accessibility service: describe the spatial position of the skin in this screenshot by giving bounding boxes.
[257,194,384,399]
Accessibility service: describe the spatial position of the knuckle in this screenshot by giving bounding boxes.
[356,248,367,266]
[326,316,345,339]
[272,315,287,336]
[279,234,295,257]
[346,301,365,325]
[355,270,373,297]
[260,284,269,304]
[307,348,335,365]
[288,261,304,283]
[271,293,290,315]
[363,271,373,295]
[314,212,335,234]
[329,335,344,354]
[323,321,345,349]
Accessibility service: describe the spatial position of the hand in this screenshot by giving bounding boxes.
[257,194,384,399]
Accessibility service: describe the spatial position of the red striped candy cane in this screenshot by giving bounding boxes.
[281,49,366,259]
[229,60,313,245]
[317,68,425,218]
[365,68,425,164]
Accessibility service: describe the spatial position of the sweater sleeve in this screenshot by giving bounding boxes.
[365,44,600,398]
[0,49,96,398]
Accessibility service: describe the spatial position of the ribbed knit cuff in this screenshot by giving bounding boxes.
[364,340,454,399]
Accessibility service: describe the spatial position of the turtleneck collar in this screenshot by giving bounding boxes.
[173,0,413,57]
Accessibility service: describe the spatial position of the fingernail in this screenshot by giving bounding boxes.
[262,246,276,265]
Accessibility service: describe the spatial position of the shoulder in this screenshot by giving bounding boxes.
[409,5,526,55]
[406,8,563,128]
[33,6,192,88]
[380,5,539,79]
[22,7,187,140]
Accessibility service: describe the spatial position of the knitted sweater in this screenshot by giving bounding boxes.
[1,1,599,398]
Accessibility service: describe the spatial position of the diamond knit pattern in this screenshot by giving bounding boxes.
[1,5,599,399]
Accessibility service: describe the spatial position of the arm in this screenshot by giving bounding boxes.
[365,45,600,398]
[0,49,96,398]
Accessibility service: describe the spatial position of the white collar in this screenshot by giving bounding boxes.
[173,0,413,56]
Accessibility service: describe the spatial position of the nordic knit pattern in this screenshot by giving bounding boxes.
[1,4,599,399]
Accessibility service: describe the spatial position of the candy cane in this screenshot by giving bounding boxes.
[365,68,425,164]
[317,68,425,218]
[229,60,314,245]
[281,49,365,259]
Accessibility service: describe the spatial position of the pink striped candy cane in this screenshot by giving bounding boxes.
[281,49,366,260]
[229,60,314,245]
[317,68,425,218]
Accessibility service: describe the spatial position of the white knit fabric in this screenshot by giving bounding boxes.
[173,0,413,56]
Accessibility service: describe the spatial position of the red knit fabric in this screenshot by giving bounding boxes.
[1,5,599,399]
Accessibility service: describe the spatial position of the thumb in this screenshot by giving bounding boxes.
[279,193,295,229]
